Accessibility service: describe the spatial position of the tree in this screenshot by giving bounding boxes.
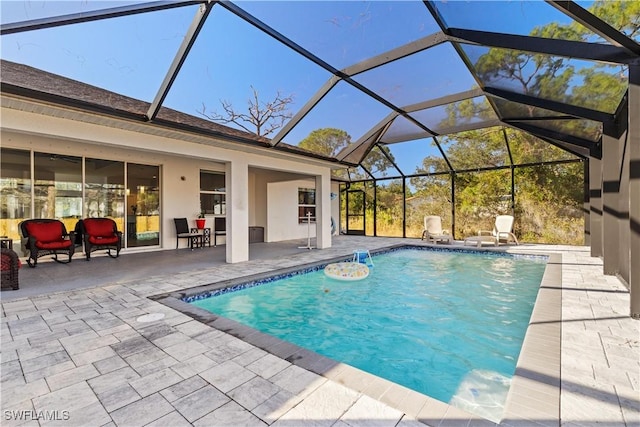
[198,85,294,137]
[299,128,395,179]
[299,128,350,157]
[404,0,637,243]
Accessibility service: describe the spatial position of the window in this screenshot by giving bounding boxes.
[200,171,225,215]
[298,188,316,223]
[0,148,31,241]
[85,158,125,230]
[34,152,83,234]
[0,148,160,248]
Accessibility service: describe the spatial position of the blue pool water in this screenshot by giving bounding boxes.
[190,248,546,421]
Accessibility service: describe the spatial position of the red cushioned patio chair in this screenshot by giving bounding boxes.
[79,218,123,260]
[19,219,75,267]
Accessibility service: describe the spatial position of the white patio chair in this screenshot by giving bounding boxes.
[479,215,519,245]
[421,215,453,244]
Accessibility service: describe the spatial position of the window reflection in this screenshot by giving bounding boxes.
[461,44,627,114]
[298,188,316,223]
[200,171,226,215]
[127,163,160,247]
[0,148,31,241]
[34,152,82,235]
[85,158,125,232]
[1,149,162,249]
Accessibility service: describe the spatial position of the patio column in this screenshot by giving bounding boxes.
[226,159,249,263]
[588,157,603,256]
[315,173,331,249]
[629,64,640,319]
[601,123,621,276]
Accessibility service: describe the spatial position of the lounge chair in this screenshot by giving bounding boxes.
[464,215,519,247]
[421,215,453,244]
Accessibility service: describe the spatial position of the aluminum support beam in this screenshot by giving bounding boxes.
[601,123,621,276]
[146,1,214,121]
[629,64,640,319]
[588,157,603,257]
[337,114,395,162]
[0,1,202,35]
[403,88,484,114]
[350,158,582,183]
[507,122,596,153]
[447,27,638,65]
[547,1,640,56]
[434,119,503,137]
[343,31,448,76]
[376,143,404,178]
[272,76,340,146]
[485,87,614,125]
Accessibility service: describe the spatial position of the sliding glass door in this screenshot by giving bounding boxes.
[34,152,82,235]
[0,148,161,249]
[85,158,125,233]
[127,163,160,247]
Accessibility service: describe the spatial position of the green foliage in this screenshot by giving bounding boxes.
[475,0,633,114]
[338,0,635,245]
[299,128,350,157]
[567,1,640,41]
[300,128,396,180]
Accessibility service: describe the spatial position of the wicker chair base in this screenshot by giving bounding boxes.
[1,248,20,290]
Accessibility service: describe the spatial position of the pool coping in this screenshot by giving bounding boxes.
[150,245,561,426]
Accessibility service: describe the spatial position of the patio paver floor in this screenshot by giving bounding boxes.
[1,236,638,426]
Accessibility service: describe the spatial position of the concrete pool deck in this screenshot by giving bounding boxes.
[1,236,638,426]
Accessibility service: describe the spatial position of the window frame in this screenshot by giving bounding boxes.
[298,187,316,224]
[200,170,226,215]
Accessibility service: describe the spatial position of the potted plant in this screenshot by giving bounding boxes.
[195,211,206,229]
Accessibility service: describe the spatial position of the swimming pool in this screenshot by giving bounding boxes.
[188,247,547,421]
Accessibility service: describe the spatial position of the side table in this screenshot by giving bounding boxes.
[0,237,13,250]
[190,227,211,248]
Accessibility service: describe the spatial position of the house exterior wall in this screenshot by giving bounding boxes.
[267,179,315,242]
[1,106,334,257]
[264,179,342,242]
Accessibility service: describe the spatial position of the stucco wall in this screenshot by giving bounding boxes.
[267,179,314,242]
[1,106,336,254]
[265,179,342,242]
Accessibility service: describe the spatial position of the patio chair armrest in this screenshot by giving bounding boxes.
[26,235,38,250]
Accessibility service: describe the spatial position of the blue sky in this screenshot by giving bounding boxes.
[1,0,603,174]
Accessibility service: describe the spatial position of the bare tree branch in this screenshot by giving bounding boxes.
[198,85,294,137]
